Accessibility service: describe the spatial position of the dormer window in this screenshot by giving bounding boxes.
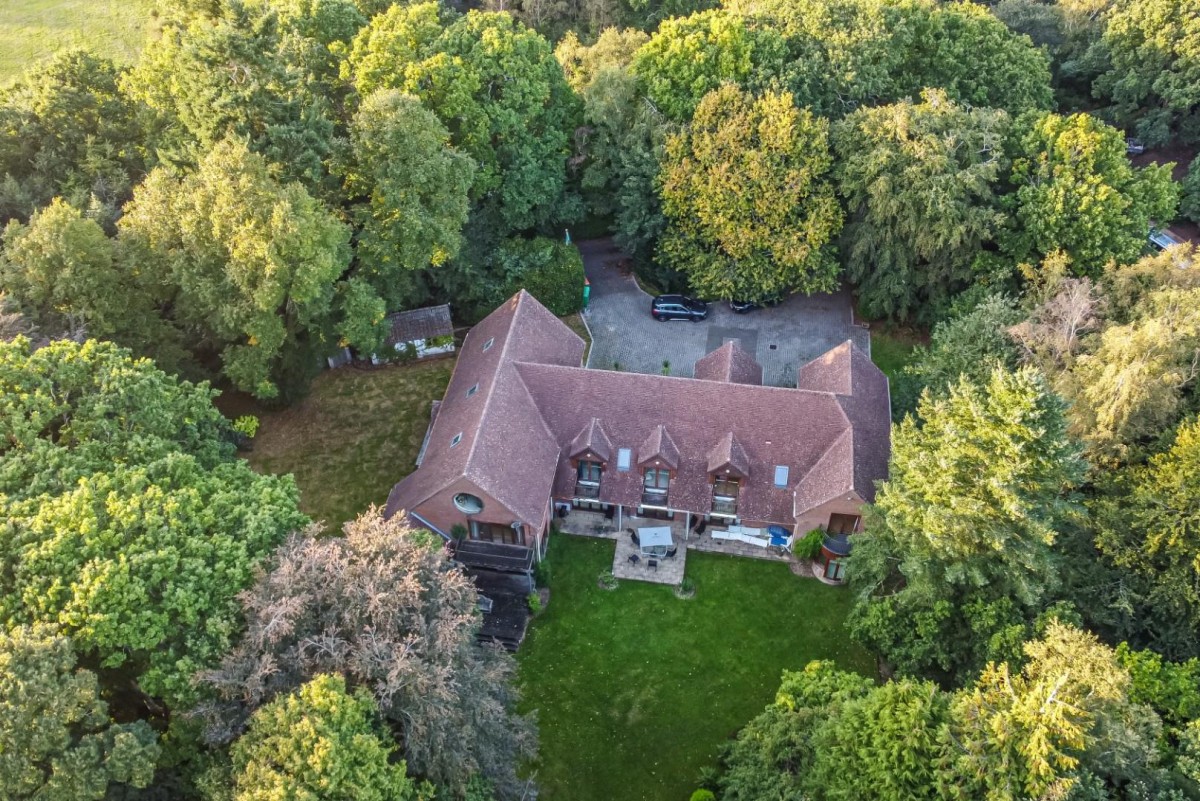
[576,460,602,499]
[712,476,740,517]
[642,468,670,506]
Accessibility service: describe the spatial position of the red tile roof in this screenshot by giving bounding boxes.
[387,292,890,531]
[694,341,763,385]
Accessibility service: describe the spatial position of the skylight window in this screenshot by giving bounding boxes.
[616,448,632,471]
[466,384,478,397]
[482,337,494,352]
[450,432,463,448]
[774,465,789,488]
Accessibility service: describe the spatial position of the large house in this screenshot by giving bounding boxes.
[386,290,891,584]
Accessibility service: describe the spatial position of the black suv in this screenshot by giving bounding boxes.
[650,294,708,321]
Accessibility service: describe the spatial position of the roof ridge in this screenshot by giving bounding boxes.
[463,292,531,472]
[515,360,847,398]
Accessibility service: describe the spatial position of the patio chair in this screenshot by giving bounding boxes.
[647,559,658,572]
[628,529,640,546]
[693,519,707,537]
[628,553,640,565]
[665,546,678,559]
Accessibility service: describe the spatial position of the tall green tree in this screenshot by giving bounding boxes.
[344,5,575,236]
[1096,0,1200,146]
[0,626,159,801]
[895,294,1023,418]
[0,49,148,226]
[0,338,306,707]
[342,89,474,340]
[659,85,842,301]
[119,137,352,399]
[834,90,1010,322]
[1094,420,1200,657]
[1,199,172,359]
[848,367,1086,681]
[1002,112,1178,277]
[123,3,337,194]
[229,674,423,801]
[630,9,787,122]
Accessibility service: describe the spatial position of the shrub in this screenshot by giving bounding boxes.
[450,524,468,541]
[489,237,585,316]
[527,592,542,614]
[597,571,618,590]
[533,559,551,588]
[1182,159,1200,224]
[675,576,696,599]
[430,333,455,349]
[690,791,716,801]
[232,415,260,439]
[794,528,824,560]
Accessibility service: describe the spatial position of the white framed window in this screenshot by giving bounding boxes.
[450,432,463,447]
[616,448,632,471]
[774,465,789,487]
[453,493,483,514]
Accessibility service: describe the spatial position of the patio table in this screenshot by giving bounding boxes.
[638,526,673,557]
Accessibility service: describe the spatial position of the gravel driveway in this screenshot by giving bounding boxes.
[579,239,870,387]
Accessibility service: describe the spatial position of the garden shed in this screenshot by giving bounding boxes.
[373,304,456,364]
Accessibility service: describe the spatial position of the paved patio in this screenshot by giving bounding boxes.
[611,526,686,585]
[556,509,796,584]
[578,238,870,387]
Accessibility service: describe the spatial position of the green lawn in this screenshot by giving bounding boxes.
[243,358,454,530]
[0,0,157,83]
[519,535,875,801]
[870,328,922,380]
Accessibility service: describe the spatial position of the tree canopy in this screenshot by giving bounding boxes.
[119,137,351,399]
[659,84,842,301]
[0,626,159,801]
[0,338,305,706]
[229,673,423,801]
[198,508,536,800]
[1002,112,1178,277]
[834,90,1010,322]
[848,367,1085,680]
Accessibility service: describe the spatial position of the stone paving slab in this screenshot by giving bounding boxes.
[578,238,870,387]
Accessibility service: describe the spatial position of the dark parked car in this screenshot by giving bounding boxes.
[650,294,708,321]
[729,297,782,314]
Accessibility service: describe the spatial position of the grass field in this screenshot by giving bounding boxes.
[0,0,157,83]
[518,535,875,801]
[243,358,455,530]
[870,327,922,380]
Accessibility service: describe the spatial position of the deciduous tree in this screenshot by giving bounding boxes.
[1096,0,1200,146]
[0,338,306,706]
[631,9,787,122]
[119,137,352,399]
[1002,112,1178,276]
[229,674,423,801]
[0,49,147,226]
[0,626,159,801]
[834,91,1010,322]
[659,85,842,301]
[198,508,536,800]
[343,90,474,320]
[1,199,170,358]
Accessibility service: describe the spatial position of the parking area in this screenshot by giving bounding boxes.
[579,239,870,386]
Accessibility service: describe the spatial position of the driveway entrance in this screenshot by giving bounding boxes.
[578,239,870,386]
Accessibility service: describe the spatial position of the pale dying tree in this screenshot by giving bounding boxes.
[1009,272,1104,376]
[197,508,536,801]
